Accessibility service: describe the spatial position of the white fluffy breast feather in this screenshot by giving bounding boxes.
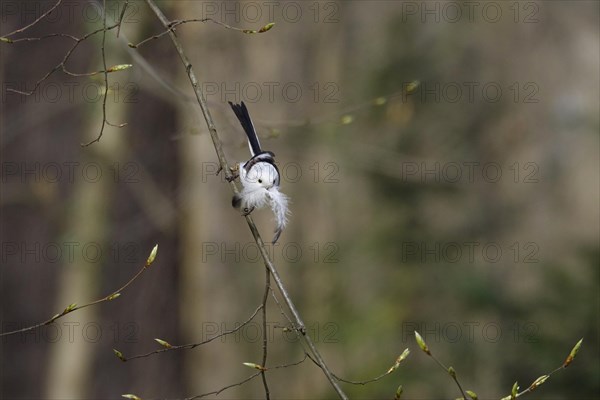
[238,185,270,210]
[266,188,289,230]
[238,162,290,243]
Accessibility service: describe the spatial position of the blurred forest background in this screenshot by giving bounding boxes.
[1,0,598,399]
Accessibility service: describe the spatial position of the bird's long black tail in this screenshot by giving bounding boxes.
[229,101,262,155]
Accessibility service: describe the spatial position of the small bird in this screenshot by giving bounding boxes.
[228,101,290,243]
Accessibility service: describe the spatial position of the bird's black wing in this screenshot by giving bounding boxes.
[229,101,262,156]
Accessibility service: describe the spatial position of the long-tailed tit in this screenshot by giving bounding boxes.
[228,101,290,243]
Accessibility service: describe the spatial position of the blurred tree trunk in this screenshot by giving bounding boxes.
[44,118,125,398]
[44,46,128,400]
[175,2,242,396]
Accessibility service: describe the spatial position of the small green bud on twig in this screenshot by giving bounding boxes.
[564,338,583,367]
[113,349,126,362]
[107,293,121,301]
[340,115,354,125]
[394,384,403,400]
[374,97,387,106]
[387,348,410,373]
[0,37,13,43]
[465,390,478,400]
[107,64,133,72]
[448,366,456,378]
[528,375,548,391]
[121,394,142,400]
[397,348,410,363]
[154,338,173,348]
[414,331,430,355]
[511,381,519,399]
[258,22,275,33]
[243,362,265,371]
[242,22,274,34]
[146,244,158,267]
[63,303,77,313]
[406,80,420,93]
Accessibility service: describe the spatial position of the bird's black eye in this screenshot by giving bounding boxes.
[258,179,262,183]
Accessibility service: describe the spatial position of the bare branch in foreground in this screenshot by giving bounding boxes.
[260,267,271,399]
[0,0,63,38]
[187,356,310,400]
[0,245,158,338]
[2,1,129,146]
[121,356,310,400]
[115,305,262,361]
[127,18,274,49]
[500,338,584,400]
[414,331,584,400]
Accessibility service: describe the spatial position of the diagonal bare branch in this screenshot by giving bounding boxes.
[141,1,348,398]
[1,0,63,38]
[0,245,158,337]
[119,305,263,361]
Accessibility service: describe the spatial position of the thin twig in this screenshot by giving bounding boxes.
[6,24,121,96]
[185,372,262,400]
[269,285,294,325]
[142,1,347,398]
[8,33,80,43]
[0,245,158,337]
[116,0,129,38]
[430,354,469,399]
[303,345,409,386]
[4,1,128,146]
[261,266,271,399]
[183,355,309,400]
[270,297,409,387]
[505,343,584,400]
[414,332,470,400]
[128,18,273,49]
[121,306,263,361]
[333,369,398,386]
[1,0,63,38]
[81,0,110,147]
[270,353,309,370]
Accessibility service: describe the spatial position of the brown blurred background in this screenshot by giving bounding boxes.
[1,1,598,399]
